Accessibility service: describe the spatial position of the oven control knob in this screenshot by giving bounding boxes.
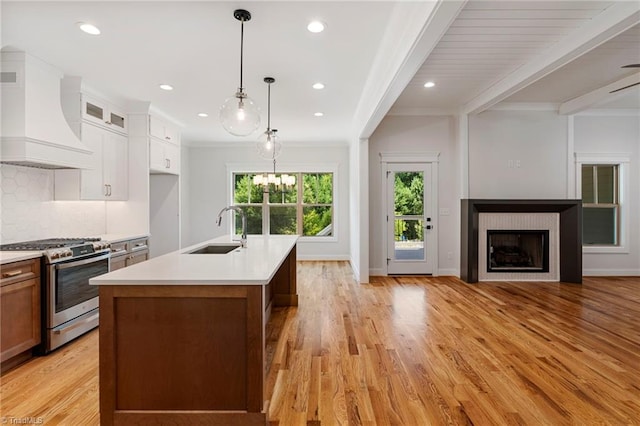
[50,251,60,259]
[64,251,72,257]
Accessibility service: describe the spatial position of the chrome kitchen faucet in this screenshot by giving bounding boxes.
[217,206,247,248]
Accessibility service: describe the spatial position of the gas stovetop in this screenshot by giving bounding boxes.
[0,237,102,251]
[0,238,111,263]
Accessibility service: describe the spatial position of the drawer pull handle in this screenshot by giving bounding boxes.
[2,270,22,278]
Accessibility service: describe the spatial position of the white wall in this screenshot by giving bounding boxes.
[150,174,180,257]
[367,115,460,276]
[180,146,191,248]
[183,144,350,259]
[0,164,106,242]
[574,114,640,275]
[468,110,568,199]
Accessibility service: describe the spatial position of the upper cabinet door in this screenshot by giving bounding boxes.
[102,131,129,200]
[149,115,180,145]
[82,94,127,135]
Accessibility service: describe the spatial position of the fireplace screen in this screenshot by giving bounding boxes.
[487,230,549,273]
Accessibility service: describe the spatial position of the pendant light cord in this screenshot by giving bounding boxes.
[239,19,245,92]
[267,82,271,131]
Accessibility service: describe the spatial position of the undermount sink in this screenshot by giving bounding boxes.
[186,244,241,254]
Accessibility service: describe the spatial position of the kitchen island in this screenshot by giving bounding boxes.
[90,235,298,426]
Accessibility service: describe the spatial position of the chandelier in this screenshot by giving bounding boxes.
[253,158,296,192]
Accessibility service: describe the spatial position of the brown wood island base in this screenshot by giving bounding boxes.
[97,241,297,425]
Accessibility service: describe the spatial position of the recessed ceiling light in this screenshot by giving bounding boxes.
[312,82,325,90]
[197,112,209,117]
[424,81,435,88]
[314,112,324,117]
[159,84,174,91]
[307,21,325,33]
[78,22,101,35]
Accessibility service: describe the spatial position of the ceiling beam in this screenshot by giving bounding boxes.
[461,2,640,115]
[353,0,467,140]
[559,72,640,115]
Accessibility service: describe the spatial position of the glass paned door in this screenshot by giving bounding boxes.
[386,163,434,274]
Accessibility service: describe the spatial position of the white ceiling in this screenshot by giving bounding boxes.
[2,1,639,146]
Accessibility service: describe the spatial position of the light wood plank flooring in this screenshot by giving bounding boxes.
[1,261,639,425]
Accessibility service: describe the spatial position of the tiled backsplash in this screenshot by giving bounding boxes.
[1,164,106,243]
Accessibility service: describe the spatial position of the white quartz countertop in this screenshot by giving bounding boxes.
[0,251,42,265]
[94,233,150,244]
[90,235,298,286]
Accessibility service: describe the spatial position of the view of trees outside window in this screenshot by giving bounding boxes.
[394,172,424,243]
[232,172,333,237]
[581,164,619,245]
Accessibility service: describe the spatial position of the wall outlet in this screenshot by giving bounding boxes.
[439,208,450,216]
[447,251,453,259]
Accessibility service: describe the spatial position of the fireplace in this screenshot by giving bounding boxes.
[487,230,549,273]
[460,199,582,283]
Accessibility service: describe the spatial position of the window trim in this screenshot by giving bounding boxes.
[227,162,339,242]
[575,153,630,254]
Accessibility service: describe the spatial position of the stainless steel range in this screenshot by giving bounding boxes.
[0,238,111,352]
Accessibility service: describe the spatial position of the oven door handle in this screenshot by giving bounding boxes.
[54,312,99,334]
[55,253,111,270]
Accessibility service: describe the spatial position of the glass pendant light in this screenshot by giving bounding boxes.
[257,77,282,160]
[220,9,261,136]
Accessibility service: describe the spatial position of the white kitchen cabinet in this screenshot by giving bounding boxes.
[55,122,128,200]
[149,115,180,175]
[82,94,128,135]
[149,115,178,143]
[150,138,180,174]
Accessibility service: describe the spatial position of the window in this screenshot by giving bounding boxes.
[575,153,629,253]
[581,164,618,245]
[232,172,334,238]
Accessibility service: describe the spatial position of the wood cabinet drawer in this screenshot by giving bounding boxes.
[0,258,41,287]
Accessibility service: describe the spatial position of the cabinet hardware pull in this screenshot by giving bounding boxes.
[165,136,171,140]
[106,121,112,125]
[2,270,22,278]
[104,184,109,196]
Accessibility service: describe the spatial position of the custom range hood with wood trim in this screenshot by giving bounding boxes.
[1,50,92,169]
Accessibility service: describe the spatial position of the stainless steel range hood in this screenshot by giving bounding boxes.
[1,50,92,169]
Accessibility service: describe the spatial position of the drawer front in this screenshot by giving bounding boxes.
[0,258,41,287]
[110,242,127,257]
[127,238,149,253]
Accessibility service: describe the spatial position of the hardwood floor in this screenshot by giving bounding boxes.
[2,261,639,425]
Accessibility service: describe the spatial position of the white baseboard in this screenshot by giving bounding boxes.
[369,268,385,276]
[583,269,640,276]
[297,254,351,261]
[437,268,459,277]
[369,268,459,277]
